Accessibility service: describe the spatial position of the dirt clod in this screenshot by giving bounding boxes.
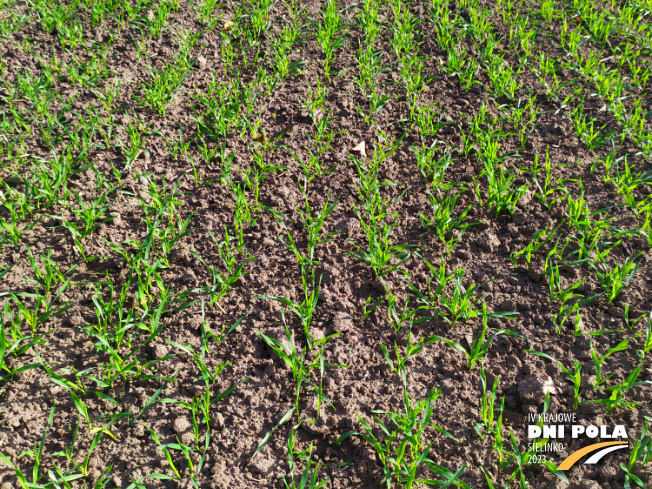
[517,374,559,404]
[173,416,191,434]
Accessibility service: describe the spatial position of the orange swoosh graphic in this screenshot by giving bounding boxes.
[557,441,629,470]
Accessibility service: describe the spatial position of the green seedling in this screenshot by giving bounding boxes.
[546,262,586,306]
[0,208,40,248]
[315,0,348,81]
[17,404,55,485]
[143,424,181,480]
[24,245,76,303]
[434,304,521,369]
[362,293,385,319]
[69,191,115,238]
[161,377,247,455]
[0,411,81,488]
[192,228,253,305]
[413,104,446,137]
[295,190,340,265]
[166,340,231,387]
[282,430,329,489]
[354,41,385,98]
[90,78,120,112]
[476,162,529,217]
[92,465,115,489]
[0,402,114,487]
[638,312,652,359]
[381,328,439,388]
[354,87,392,125]
[591,338,631,388]
[498,431,568,489]
[335,387,463,489]
[129,372,178,428]
[622,305,647,331]
[256,273,326,351]
[346,215,415,278]
[200,305,248,352]
[0,307,47,382]
[526,350,582,410]
[80,322,178,389]
[145,0,174,38]
[591,251,643,304]
[59,426,107,477]
[160,389,209,451]
[116,116,155,170]
[474,368,507,463]
[511,224,560,268]
[621,418,652,488]
[244,0,274,44]
[570,103,615,151]
[408,258,491,325]
[271,19,305,82]
[413,143,451,186]
[530,149,564,209]
[385,290,433,333]
[7,290,74,336]
[587,364,650,412]
[256,311,346,419]
[476,367,496,437]
[437,268,489,326]
[420,191,480,252]
[251,407,296,463]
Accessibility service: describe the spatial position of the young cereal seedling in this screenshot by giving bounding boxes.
[381,328,439,387]
[475,162,529,217]
[0,403,116,487]
[526,350,582,410]
[591,250,643,304]
[346,211,415,278]
[192,228,254,305]
[638,312,652,359]
[474,368,503,442]
[0,308,47,382]
[385,291,432,333]
[282,430,329,489]
[546,262,586,306]
[314,0,348,81]
[430,264,490,326]
[585,365,650,412]
[496,431,568,489]
[434,304,521,369]
[256,311,346,420]
[335,388,464,489]
[529,148,564,209]
[620,417,652,488]
[135,54,193,115]
[256,272,325,351]
[412,142,452,188]
[511,224,560,268]
[420,191,480,253]
[590,338,631,388]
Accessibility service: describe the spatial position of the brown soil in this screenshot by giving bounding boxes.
[0,0,650,488]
